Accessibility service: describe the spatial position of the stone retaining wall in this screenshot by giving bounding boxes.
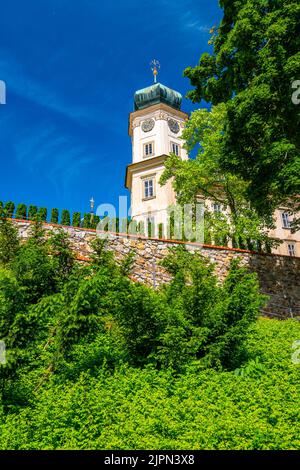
[13,219,300,319]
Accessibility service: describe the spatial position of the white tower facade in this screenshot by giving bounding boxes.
[125,82,188,235]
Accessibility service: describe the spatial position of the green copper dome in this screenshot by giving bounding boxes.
[134,83,182,111]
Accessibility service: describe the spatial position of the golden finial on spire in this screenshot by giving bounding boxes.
[150,59,160,84]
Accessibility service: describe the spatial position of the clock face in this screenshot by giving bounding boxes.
[141,118,155,132]
[168,118,180,134]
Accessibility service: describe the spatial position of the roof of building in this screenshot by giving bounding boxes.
[134,82,182,111]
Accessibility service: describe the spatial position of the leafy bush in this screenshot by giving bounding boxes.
[11,242,55,304]
[4,201,15,218]
[15,204,27,220]
[61,210,70,226]
[158,223,164,239]
[38,207,47,221]
[160,247,266,369]
[0,217,20,266]
[72,212,81,227]
[48,229,75,284]
[28,205,38,221]
[90,215,100,230]
[82,213,91,228]
[0,226,295,450]
[50,208,59,224]
[1,319,300,450]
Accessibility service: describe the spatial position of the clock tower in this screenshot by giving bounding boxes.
[125,81,189,236]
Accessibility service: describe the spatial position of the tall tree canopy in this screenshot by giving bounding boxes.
[160,104,277,249]
[184,0,300,219]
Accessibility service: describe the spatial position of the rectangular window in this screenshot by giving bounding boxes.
[281,212,291,228]
[144,178,154,199]
[212,203,222,213]
[171,142,180,156]
[143,142,154,158]
[288,243,296,257]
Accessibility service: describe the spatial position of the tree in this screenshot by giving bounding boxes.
[160,104,278,249]
[89,238,114,269]
[28,218,46,246]
[61,210,70,226]
[158,223,164,239]
[51,208,59,224]
[15,203,27,220]
[90,215,100,230]
[160,247,266,369]
[82,213,91,229]
[11,242,55,304]
[48,229,75,283]
[4,202,15,218]
[0,217,20,266]
[38,207,47,221]
[72,212,81,227]
[28,205,38,220]
[0,268,24,340]
[184,0,300,220]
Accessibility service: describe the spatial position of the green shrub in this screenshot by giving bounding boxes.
[0,268,24,339]
[11,242,55,304]
[61,210,70,226]
[28,205,38,220]
[119,218,129,234]
[50,208,59,224]
[4,201,15,218]
[48,229,74,284]
[0,223,294,451]
[137,221,145,236]
[0,218,20,266]
[158,223,164,239]
[72,212,81,227]
[82,213,91,229]
[160,248,266,369]
[1,319,300,450]
[15,204,27,220]
[90,215,100,230]
[38,207,47,221]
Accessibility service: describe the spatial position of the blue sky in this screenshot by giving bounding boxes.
[0,0,222,218]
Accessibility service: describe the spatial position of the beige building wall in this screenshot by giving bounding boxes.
[126,89,300,256]
[130,105,188,164]
[130,164,175,228]
[269,209,300,257]
[202,198,300,256]
[126,102,189,235]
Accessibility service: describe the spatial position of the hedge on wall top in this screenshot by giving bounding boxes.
[51,208,59,224]
[61,209,71,226]
[72,212,81,227]
[82,213,91,229]
[15,203,27,220]
[38,207,47,221]
[4,201,15,218]
[28,205,38,220]
[90,215,101,230]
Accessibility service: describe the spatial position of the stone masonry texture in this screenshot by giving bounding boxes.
[13,220,300,319]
